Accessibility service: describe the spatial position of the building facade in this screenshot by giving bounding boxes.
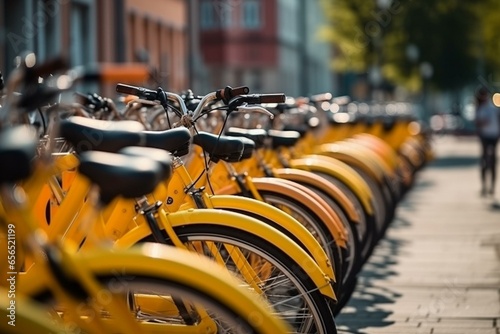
[198,0,335,97]
[0,0,189,95]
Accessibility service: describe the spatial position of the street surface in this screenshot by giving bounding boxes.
[337,135,500,334]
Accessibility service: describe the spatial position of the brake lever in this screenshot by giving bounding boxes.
[235,104,274,119]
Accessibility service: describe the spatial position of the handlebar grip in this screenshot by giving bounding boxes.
[258,94,286,104]
[116,83,143,96]
[116,83,158,101]
[216,85,250,102]
[230,86,250,96]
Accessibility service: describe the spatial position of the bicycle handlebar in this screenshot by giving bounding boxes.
[116,83,285,122]
[116,83,157,100]
[257,94,287,104]
[226,94,286,112]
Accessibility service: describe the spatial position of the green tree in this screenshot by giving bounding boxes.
[320,0,499,92]
[479,0,500,82]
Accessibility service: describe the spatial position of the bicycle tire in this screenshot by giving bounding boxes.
[163,224,338,334]
[349,165,389,239]
[295,184,362,283]
[313,171,377,263]
[255,190,343,295]
[31,244,291,334]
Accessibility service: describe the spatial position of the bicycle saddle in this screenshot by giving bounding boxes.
[267,129,301,149]
[192,132,244,163]
[0,125,38,183]
[78,151,163,204]
[59,116,144,154]
[142,127,192,157]
[236,136,256,160]
[283,124,309,138]
[118,146,173,180]
[225,127,267,149]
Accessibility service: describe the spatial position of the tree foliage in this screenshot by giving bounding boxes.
[320,0,500,92]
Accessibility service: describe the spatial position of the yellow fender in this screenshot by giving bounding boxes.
[209,195,336,281]
[405,136,427,162]
[0,288,73,333]
[343,138,396,178]
[115,209,336,300]
[19,244,291,334]
[273,168,360,224]
[314,142,385,184]
[353,133,399,170]
[250,177,347,248]
[290,155,374,215]
[400,140,423,169]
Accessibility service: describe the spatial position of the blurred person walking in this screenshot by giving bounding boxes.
[475,87,500,196]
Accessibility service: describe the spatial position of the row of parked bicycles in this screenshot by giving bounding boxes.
[0,54,432,333]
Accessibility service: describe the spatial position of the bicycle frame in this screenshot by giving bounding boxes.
[2,158,293,334]
[186,151,349,247]
[19,242,292,334]
[113,208,336,300]
[22,148,338,302]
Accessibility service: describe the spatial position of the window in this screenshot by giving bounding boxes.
[200,1,216,29]
[242,0,261,29]
[219,5,233,28]
[70,1,93,66]
[4,0,61,75]
[36,0,60,59]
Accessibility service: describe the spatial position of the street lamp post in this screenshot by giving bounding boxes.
[369,0,393,101]
[420,61,434,125]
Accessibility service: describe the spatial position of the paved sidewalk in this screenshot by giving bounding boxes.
[337,135,500,334]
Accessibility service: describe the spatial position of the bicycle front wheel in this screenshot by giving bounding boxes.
[169,224,338,334]
[29,243,291,334]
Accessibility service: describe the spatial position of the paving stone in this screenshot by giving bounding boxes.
[423,319,496,327]
[430,329,497,334]
[336,136,500,334]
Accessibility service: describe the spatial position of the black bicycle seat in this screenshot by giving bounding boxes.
[119,146,173,180]
[59,116,144,153]
[78,151,163,205]
[236,136,256,160]
[192,132,244,163]
[142,127,192,157]
[225,127,267,149]
[267,129,301,149]
[283,124,308,138]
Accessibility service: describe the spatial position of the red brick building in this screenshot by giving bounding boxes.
[0,0,189,94]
